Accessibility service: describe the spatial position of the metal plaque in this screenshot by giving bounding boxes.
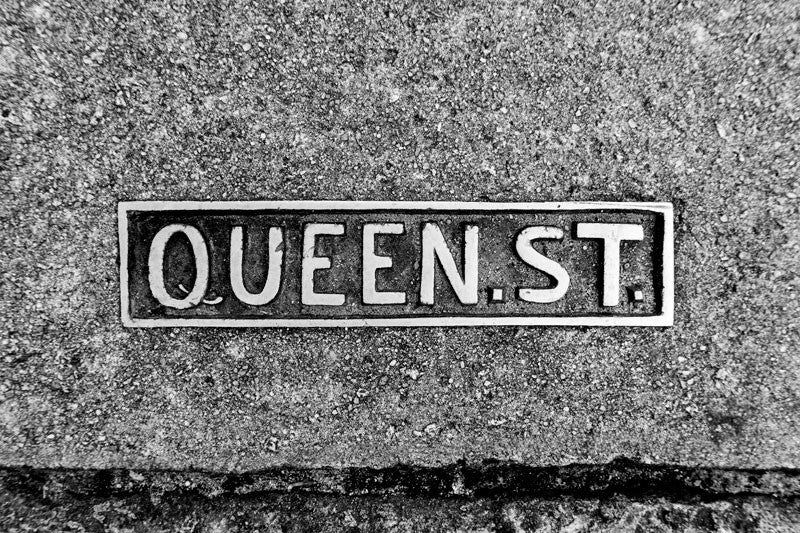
[119,201,673,327]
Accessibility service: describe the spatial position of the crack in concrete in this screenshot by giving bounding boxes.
[4,458,799,501]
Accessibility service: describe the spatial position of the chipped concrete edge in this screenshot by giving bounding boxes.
[3,458,799,501]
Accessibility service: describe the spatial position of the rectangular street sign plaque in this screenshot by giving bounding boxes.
[119,201,673,327]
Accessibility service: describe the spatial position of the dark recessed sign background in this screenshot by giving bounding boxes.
[121,202,672,326]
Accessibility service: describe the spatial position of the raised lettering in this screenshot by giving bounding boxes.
[148,224,209,309]
[230,226,284,306]
[301,223,345,306]
[362,223,406,305]
[515,226,570,303]
[576,223,643,306]
[420,223,479,305]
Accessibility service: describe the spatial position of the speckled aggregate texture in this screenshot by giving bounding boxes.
[0,0,798,472]
[3,487,800,533]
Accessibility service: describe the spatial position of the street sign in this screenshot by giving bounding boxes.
[119,201,673,327]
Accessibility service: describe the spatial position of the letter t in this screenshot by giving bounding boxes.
[576,223,643,307]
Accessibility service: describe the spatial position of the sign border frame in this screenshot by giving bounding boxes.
[118,201,674,328]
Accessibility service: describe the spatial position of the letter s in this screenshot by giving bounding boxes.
[515,226,570,303]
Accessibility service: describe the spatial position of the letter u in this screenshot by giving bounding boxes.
[230,226,284,305]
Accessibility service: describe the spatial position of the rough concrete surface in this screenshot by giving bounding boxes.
[2,464,800,532]
[4,489,800,533]
[1,0,799,480]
